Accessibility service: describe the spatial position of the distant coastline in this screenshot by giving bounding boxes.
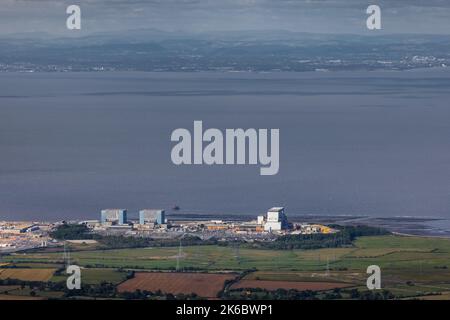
[1,213,449,238]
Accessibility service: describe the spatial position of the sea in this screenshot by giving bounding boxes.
[0,70,449,235]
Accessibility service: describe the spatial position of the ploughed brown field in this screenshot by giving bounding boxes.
[230,280,353,291]
[118,272,237,298]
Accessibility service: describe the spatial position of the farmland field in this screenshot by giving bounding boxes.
[230,280,352,291]
[0,268,55,281]
[0,285,20,293]
[416,292,450,300]
[243,270,363,283]
[1,235,450,299]
[4,236,450,273]
[117,272,237,298]
[0,294,45,300]
[51,268,127,285]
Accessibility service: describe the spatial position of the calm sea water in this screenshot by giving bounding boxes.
[1,71,450,224]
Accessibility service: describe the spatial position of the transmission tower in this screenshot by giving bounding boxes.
[63,241,71,268]
[234,242,240,264]
[176,238,183,271]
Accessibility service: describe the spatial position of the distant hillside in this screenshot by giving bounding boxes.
[1,30,449,72]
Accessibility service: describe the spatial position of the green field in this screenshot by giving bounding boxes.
[1,235,450,299]
[51,268,128,285]
[4,246,358,271]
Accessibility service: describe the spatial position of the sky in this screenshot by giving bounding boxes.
[1,0,450,36]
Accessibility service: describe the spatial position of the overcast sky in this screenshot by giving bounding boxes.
[1,0,450,36]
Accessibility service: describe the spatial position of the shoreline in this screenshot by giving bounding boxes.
[2,215,450,239]
[391,231,450,239]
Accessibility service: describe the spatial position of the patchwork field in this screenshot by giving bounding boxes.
[244,270,364,283]
[0,285,20,293]
[231,280,352,291]
[415,292,450,300]
[0,245,367,271]
[0,294,45,300]
[51,268,127,285]
[118,272,237,298]
[5,236,450,273]
[0,268,55,281]
[1,235,450,299]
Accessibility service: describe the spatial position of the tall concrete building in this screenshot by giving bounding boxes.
[257,215,265,225]
[139,209,165,225]
[101,209,127,225]
[264,207,288,231]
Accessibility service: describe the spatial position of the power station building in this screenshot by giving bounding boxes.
[139,209,165,225]
[101,209,127,225]
[263,207,288,232]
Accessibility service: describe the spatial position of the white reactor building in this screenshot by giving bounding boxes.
[263,207,288,232]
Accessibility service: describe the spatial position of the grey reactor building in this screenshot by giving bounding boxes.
[100,209,127,225]
[139,209,165,225]
[100,209,166,226]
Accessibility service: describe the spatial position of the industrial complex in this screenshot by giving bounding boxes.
[89,207,336,239]
[0,207,336,252]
